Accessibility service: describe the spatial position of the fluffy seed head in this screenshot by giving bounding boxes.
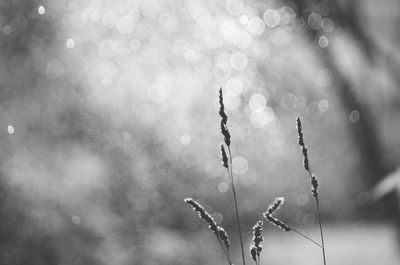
[264,215,291,232]
[296,116,304,146]
[311,175,319,197]
[252,220,263,250]
[218,226,230,250]
[184,198,218,235]
[302,146,310,171]
[264,197,284,216]
[250,246,258,263]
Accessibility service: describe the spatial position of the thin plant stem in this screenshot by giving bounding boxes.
[306,163,327,265]
[226,146,246,265]
[216,235,232,265]
[291,227,322,248]
[316,196,327,265]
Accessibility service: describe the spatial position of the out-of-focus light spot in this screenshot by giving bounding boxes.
[147,83,168,103]
[239,168,257,186]
[66,38,75,48]
[349,110,360,123]
[230,52,248,71]
[249,93,267,112]
[263,9,280,27]
[318,36,329,48]
[280,92,297,111]
[224,94,241,111]
[318,99,329,112]
[90,11,100,22]
[322,18,334,32]
[250,108,275,128]
[180,134,191,145]
[130,38,141,52]
[115,16,133,34]
[7,125,14,135]
[247,17,265,35]
[271,28,291,45]
[218,182,229,193]
[226,78,244,96]
[38,5,46,15]
[308,13,323,30]
[278,6,295,24]
[303,213,315,226]
[234,31,253,50]
[205,160,223,178]
[212,212,223,224]
[130,9,141,22]
[232,156,248,175]
[72,216,81,225]
[226,0,244,16]
[239,15,248,25]
[2,25,11,35]
[297,194,309,207]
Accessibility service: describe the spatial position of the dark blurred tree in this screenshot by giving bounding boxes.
[280,0,400,221]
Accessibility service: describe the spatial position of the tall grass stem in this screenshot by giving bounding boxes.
[227,146,246,265]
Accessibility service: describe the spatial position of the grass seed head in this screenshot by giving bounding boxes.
[265,197,285,216]
[220,144,228,168]
[220,121,231,146]
[264,215,291,232]
[218,226,230,250]
[302,145,310,171]
[311,174,319,197]
[219,87,228,125]
[184,198,218,235]
[296,116,304,146]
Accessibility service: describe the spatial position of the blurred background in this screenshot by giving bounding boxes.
[1,0,400,264]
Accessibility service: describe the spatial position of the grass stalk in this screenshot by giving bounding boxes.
[291,227,322,248]
[217,236,232,265]
[226,146,246,265]
[316,196,327,265]
[297,117,327,265]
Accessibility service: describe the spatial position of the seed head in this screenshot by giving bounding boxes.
[264,197,284,216]
[264,214,291,232]
[220,144,228,168]
[219,87,228,125]
[296,116,304,146]
[311,174,319,197]
[218,226,230,250]
[302,146,310,171]
[184,198,218,235]
[220,121,231,147]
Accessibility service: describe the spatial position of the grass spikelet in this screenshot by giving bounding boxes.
[264,197,284,216]
[184,198,232,264]
[184,198,218,235]
[295,117,327,265]
[249,220,263,265]
[219,87,228,125]
[311,174,319,197]
[264,214,291,232]
[220,144,228,168]
[218,226,230,250]
[219,88,231,146]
